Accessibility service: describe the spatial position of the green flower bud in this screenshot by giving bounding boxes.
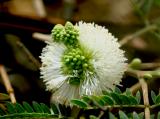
[61,48,94,85]
[129,58,142,69]
[143,73,152,80]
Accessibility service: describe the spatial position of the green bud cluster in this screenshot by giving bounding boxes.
[62,48,94,85]
[51,24,65,42]
[62,48,90,71]
[51,21,95,85]
[51,22,79,46]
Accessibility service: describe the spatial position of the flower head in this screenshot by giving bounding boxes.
[40,21,127,105]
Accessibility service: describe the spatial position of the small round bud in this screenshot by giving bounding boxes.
[76,55,81,59]
[65,58,70,62]
[83,63,88,68]
[73,58,77,62]
[81,56,85,60]
[65,22,74,30]
[143,73,152,80]
[129,58,142,69]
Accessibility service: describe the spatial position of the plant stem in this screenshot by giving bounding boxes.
[126,67,160,94]
[32,32,51,42]
[0,65,16,103]
[140,62,160,70]
[119,24,157,46]
[139,78,150,119]
[71,106,81,118]
[16,40,41,68]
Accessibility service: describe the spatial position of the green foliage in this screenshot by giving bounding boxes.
[151,90,157,103]
[135,91,141,104]
[71,88,141,108]
[133,112,140,119]
[70,88,160,118]
[0,101,59,118]
[70,99,88,108]
[151,90,160,104]
[119,110,129,119]
[1,88,160,118]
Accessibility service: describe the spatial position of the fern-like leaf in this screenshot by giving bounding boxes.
[0,101,60,119]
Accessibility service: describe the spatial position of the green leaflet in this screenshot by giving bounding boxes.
[23,101,34,113]
[100,95,114,105]
[151,90,157,104]
[135,91,141,104]
[119,110,129,119]
[155,95,160,104]
[32,101,44,113]
[70,99,88,108]
[133,112,140,119]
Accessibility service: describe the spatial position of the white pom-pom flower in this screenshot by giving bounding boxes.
[40,21,127,105]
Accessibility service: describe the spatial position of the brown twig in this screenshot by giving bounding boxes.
[87,105,145,110]
[140,62,160,70]
[16,40,41,68]
[126,67,160,94]
[139,78,150,119]
[0,65,16,103]
[33,0,47,18]
[32,32,51,42]
[119,24,157,46]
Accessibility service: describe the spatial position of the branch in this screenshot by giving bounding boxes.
[140,62,160,70]
[0,65,16,103]
[126,67,160,94]
[16,40,41,68]
[139,78,150,119]
[119,24,157,46]
[32,32,51,42]
[87,105,145,110]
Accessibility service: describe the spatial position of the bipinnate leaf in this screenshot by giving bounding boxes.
[0,102,58,118]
